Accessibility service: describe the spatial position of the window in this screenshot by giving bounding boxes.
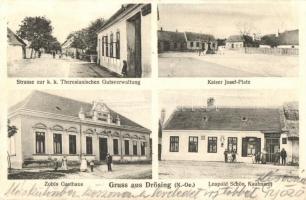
[36,132,45,154]
[86,136,93,155]
[105,36,109,57]
[190,42,194,47]
[228,137,237,153]
[133,141,138,155]
[169,136,179,152]
[110,33,113,57]
[196,42,199,47]
[53,134,62,154]
[208,137,217,153]
[102,37,104,56]
[242,137,261,157]
[174,42,177,49]
[188,136,198,152]
[116,32,120,59]
[69,135,76,154]
[113,139,119,155]
[124,140,129,155]
[141,142,146,156]
[282,138,287,144]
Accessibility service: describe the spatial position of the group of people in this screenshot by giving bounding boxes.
[223,149,237,163]
[53,153,113,172]
[274,148,287,165]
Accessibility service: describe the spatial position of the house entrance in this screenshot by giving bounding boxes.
[127,12,142,78]
[265,133,280,163]
[99,138,108,161]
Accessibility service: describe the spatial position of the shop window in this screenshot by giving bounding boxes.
[170,136,179,152]
[53,133,62,154]
[69,135,76,154]
[113,139,119,155]
[188,136,198,152]
[86,136,93,155]
[242,137,261,157]
[208,137,217,153]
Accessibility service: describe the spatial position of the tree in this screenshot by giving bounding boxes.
[261,34,279,47]
[17,16,54,58]
[84,18,106,54]
[8,120,17,170]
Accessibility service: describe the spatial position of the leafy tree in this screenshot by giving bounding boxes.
[8,120,17,170]
[261,34,279,47]
[17,16,54,58]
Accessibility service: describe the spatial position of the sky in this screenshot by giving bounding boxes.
[6,0,123,43]
[159,90,298,122]
[158,3,299,38]
[9,89,152,130]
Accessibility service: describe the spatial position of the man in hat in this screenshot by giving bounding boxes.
[106,153,113,172]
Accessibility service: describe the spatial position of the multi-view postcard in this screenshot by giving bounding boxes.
[7,2,151,78]
[158,3,299,77]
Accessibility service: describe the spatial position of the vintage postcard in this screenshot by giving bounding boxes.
[1,0,306,200]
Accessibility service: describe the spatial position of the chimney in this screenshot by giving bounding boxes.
[160,109,166,125]
[207,97,216,111]
[116,115,121,126]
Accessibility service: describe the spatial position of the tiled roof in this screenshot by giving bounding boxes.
[227,35,244,42]
[164,107,283,132]
[158,30,186,43]
[7,27,26,46]
[185,32,215,41]
[278,29,299,45]
[9,91,150,132]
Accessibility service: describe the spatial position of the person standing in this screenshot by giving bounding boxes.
[231,150,237,163]
[281,148,287,165]
[90,160,94,172]
[106,153,113,172]
[223,149,228,163]
[80,156,88,172]
[61,156,68,170]
[274,149,280,165]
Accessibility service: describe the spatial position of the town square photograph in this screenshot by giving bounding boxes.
[7,0,151,78]
[7,90,152,179]
[158,3,299,77]
[158,90,299,179]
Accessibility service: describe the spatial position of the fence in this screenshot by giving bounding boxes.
[245,47,299,56]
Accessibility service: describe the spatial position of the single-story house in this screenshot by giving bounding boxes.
[96,4,151,78]
[8,91,151,169]
[158,29,187,53]
[185,32,217,52]
[161,98,298,164]
[277,29,299,49]
[226,35,244,49]
[7,27,26,63]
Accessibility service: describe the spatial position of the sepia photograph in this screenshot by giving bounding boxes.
[7,90,152,179]
[158,90,299,179]
[158,3,299,77]
[7,0,151,78]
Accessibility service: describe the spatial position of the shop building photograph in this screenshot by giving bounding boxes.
[159,90,299,179]
[8,90,152,179]
[158,3,299,77]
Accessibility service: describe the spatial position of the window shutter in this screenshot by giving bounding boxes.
[242,138,247,157]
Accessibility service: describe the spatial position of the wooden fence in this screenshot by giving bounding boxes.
[245,47,299,56]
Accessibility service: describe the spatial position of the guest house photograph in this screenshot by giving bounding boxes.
[7,90,152,179]
[158,90,299,179]
[7,0,151,78]
[158,3,299,77]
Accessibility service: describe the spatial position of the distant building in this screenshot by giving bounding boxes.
[7,28,26,63]
[226,35,244,49]
[277,29,299,49]
[96,4,152,78]
[158,30,217,53]
[161,97,299,164]
[61,36,85,58]
[8,91,151,169]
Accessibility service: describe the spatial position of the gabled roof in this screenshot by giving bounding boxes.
[164,107,283,132]
[227,35,244,42]
[96,4,146,34]
[7,27,26,46]
[185,32,215,41]
[158,30,186,43]
[278,29,299,45]
[9,91,150,133]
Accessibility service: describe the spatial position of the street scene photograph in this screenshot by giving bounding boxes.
[158,90,299,179]
[8,90,152,179]
[7,0,151,78]
[158,3,299,77]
